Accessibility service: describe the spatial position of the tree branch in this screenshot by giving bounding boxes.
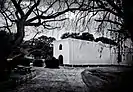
[25,0,41,19]
[96,0,123,18]
[11,0,25,17]
[106,0,123,16]
[26,7,90,24]
[95,19,123,26]
[43,18,68,22]
[41,0,58,16]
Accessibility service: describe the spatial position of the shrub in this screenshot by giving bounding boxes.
[9,56,31,69]
[45,57,59,68]
[19,58,32,66]
[33,59,44,67]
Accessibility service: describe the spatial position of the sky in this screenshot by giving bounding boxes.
[0,0,132,47]
[24,11,102,41]
[0,0,108,41]
[23,0,104,41]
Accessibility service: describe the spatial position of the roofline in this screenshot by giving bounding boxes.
[53,37,95,43]
[53,38,117,47]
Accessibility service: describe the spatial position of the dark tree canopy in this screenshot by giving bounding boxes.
[61,32,95,41]
[61,32,117,45]
[95,37,117,46]
[60,32,71,39]
[26,35,56,59]
[81,32,95,41]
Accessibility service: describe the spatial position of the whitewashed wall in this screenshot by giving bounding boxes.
[68,38,116,65]
[53,39,70,64]
[53,38,132,65]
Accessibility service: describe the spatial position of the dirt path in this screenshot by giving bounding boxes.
[9,67,88,92]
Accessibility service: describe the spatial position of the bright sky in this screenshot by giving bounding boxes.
[24,12,76,40]
[24,11,102,41]
[0,0,132,48]
[0,0,111,41]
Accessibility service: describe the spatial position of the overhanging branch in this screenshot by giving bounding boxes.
[95,19,123,26]
[25,0,41,19]
[26,7,90,24]
[11,0,24,17]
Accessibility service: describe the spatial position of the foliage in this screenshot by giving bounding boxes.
[25,35,56,59]
[61,32,95,41]
[72,0,132,42]
[81,32,95,41]
[95,37,117,46]
[70,33,80,39]
[45,56,59,68]
[0,0,132,55]
[10,56,32,67]
[60,32,71,39]
[33,59,44,67]
[19,58,32,66]
[0,0,93,49]
[0,0,89,75]
[0,0,133,79]
[30,50,42,59]
[8,54,24,70]
[61,32,117,46]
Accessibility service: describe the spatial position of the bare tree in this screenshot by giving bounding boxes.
[0,0,91,79]
[0,0,132,79]
[65,0,132,63]
[73,0,133,42]
[0,0,92,46]
[0,0,132,56]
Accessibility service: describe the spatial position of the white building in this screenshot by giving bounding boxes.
[53,38,132,66]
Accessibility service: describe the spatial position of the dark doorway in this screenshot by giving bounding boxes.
[58,55,63,65]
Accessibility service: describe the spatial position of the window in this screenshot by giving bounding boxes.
[59,44,62,50]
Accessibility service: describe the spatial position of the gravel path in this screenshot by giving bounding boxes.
[8,67,88,92]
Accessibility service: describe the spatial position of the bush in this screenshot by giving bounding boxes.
[19,58,32,66]
[33,59,44,67]
[45,57,59,68]
[9,56,32,69]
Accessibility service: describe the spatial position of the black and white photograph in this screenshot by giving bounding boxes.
[0,0,133,92]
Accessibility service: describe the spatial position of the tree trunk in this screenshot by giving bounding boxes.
[0,33,12,81]
[0,59,9,81]
[7,20,25,69]
[0,20,25,81]
[13,20,25,48]
[123,0,133,42]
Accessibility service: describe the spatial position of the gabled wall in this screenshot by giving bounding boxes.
[53,39,70,64]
